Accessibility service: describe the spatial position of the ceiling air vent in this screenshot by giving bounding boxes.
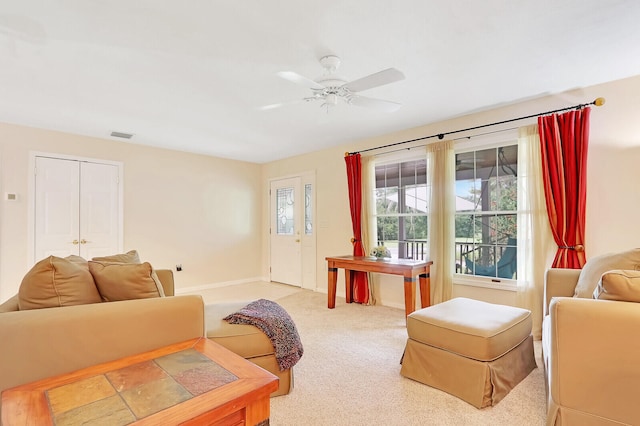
[110,131,134,139]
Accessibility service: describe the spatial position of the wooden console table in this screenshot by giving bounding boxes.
[326,255,433,317]
[1,337,278,426]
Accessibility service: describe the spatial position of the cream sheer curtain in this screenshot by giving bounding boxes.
[361,155,377,305]
[426,140,455,304]
[517,125,555,339]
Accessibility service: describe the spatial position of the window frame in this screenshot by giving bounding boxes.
[373,152,429,261]
[454,131,520,291]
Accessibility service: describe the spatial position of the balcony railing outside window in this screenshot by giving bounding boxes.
[377,239,428,260]
[375,239,516,280]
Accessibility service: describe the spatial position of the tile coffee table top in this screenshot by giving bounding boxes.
[47,349,238,426]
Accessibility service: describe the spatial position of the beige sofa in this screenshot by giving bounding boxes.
[542,268,640,426]
[0,269,204,417]
[0,258,294,411]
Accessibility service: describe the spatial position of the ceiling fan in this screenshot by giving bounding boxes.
[261,55,405,113]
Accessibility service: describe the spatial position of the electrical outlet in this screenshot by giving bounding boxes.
[176,264,182,272]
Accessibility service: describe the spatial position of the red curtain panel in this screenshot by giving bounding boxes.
[344,153,370,304]
[538,107,591,268]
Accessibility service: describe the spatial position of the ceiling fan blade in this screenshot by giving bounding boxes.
[277,71,325,91]
[343,68,405,93]
[259,103,286,111]
[258,99,306,111]
[350,95,402,112]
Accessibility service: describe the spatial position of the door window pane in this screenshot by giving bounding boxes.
[276,187,294,235]
[304,184,313,235]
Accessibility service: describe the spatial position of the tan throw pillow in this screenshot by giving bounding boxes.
[18,255,101,310]
[92,250,141,264]
[89,261,165,302]
[0,294,19,313]
[574,248,640,298]
[593,270,640,302]
[66,254,89,264]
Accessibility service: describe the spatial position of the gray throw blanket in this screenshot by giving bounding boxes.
[223,299,303,371]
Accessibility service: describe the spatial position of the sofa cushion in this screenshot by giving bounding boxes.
[91,250,141,264]
[574,248,640,298]
[88,261,165,302]
[593,269,640,302]
[18,255,101,310]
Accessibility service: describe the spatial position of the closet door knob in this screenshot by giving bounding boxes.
[72,240,79,245]
[80,239,88,244]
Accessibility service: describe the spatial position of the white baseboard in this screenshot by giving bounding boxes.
[175,276,267,294]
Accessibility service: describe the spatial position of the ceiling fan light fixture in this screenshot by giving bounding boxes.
[266,55,405,113]
[321,93,339,113]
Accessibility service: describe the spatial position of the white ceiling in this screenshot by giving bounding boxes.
[2,1,640,163]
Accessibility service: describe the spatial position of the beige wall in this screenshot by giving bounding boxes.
[2,74,638,308]
[262,74,640,309]
[0,124,263,301]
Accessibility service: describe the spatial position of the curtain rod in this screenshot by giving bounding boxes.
[349,97,605,156]
[375,126,520,157]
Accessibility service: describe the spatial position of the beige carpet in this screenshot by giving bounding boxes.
[270,290,547,426]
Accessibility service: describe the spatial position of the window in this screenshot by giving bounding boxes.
[374,158,428,260]
[455,145,518,280]
[304,183,313,235]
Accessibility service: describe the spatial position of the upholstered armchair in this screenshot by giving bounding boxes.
[542,249,640,425]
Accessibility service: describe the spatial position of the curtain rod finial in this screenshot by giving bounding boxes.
[594,97,606,107]
[344,152,350,157]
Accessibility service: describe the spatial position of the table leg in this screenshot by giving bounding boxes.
[244,397,271,426]
[345,269,354,303]
[419,271,431,308]
[328,266,338,309]
[403,276,416,317]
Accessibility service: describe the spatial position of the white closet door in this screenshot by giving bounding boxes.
[79,162,120,259]
[33,156,122,263]
[34,157,81,259]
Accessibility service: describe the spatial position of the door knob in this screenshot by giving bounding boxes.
[80,239,88,244]
[72,240,79,245]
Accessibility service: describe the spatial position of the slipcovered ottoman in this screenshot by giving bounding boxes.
[205,302,294,397]
[400,297,536,408]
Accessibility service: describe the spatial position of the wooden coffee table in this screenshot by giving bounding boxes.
[1,337,278,426]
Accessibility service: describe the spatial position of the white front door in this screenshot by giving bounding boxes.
[270,177,302,286]
[33,155,122,262]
